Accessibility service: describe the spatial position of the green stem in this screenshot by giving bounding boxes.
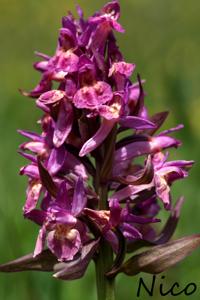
[95,183,115,300]
[94,125,118,300]
[95,239,115,300]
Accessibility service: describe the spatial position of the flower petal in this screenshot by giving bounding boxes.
[71,177,87,216]
[53,239,99,280]
[23,180,42,214]
[34,226,47,257]
[109,183,154,202]
[120,116,155,130]
[47,146,66,175]
[115,135,181,162]
[47,229,81,261]
[73,81,113,109]
[79,119,115,157]
[53,101,73,147]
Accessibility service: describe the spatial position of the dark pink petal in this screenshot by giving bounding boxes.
[79,119,115,157]
[53,211,77,225]
[164,160,194,168]
[152,151,168,169]
[64,151,88,180]
[158,124,184,136]
[34,226,47,257]
[109,183,154,202]
[20,164,40,179]
[53,101,73,147]
[65,77,77,99]
[62,15,76,36]
[23,180,42,214]
[18,129,43,141]
[123,214,160,224]
[105,231,119,253]
[120,116,155,130]
[57,50,79,73]
[157,166,186,180]
[90,1,124,34]
[109,62,135,77]
[110,19,125,33]
[34,60,49,72]
[84,208,109,227]
[154,174,171,209]
[129,82,141,101]
[36,99,50,113]
[54,181,72,211]
[47,146,66,175]
[98,93,122,120]
[115,136,181,162]
[20,141,46,155]
[120,223,142,240]
[59,28,76,50]
[38,90,66,105]
[101,1,121,20]
[71,177,87,216]
[18,151,37,163]
[109,199,122,227]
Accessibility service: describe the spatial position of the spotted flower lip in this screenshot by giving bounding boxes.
[73,81,113,109]
[109,62,135,78]
[36,90,66,113]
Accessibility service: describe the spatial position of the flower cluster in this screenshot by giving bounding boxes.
[2,1,194,281]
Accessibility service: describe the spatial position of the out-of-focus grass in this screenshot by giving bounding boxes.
[0,1,200,299]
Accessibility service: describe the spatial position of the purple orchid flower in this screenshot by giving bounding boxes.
[152,152,194,209]
[84,198,159,253]
[1,1,195,290]
[26,177,88,262]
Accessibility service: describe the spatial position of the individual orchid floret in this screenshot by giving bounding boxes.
[109,62,135,90]
[84,198,159,253]
[73,81,113,110]
[27,177,88,261]
[152,152,194,209]
[88,1,124,52]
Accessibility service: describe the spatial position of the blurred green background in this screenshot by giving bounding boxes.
[0,0,200,299]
